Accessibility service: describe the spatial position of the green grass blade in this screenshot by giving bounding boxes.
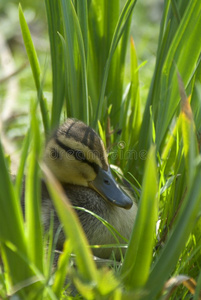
[19,4,40,92]
[103,0,120,122]
[108,5,133,128]
[179,72,199,186]
[103,0,120,59]
[121,146,158,289]
[19,4,50,135]
[138,20,171,156]
[191,59,201,131]
[45,0,65,129]
[156,0,201,148]
[25,107,43,273]
[129,37,141,145]
[138,0,201,160]
[94,0,137,129]
[76,0,88,63]
[61,0,88,124]
[0,141,33,288]
[157,0,170,51]
[87,1,104,110]
[145,162,201,299]
[15,130,30,199]
[170,0,181,23]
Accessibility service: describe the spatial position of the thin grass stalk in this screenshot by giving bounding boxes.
[145,164,201,299]
[15,130,30,199]
[155,0,201,149]
[94,0,137,129]
[121,146,158,289]
[45,0,65,129]
[128,37,141,150]
[25,104,43,273]
[138,0,201,161]
[0,141,33,290]
[61,0,89,124]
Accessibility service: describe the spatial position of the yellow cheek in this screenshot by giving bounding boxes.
[78,163,97,181]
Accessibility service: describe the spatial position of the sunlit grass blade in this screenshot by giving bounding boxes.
[41,164,98,282]
[145,162,201,299]
[121,146,158,289]
[45,0,65,129]
[19,4,50,135]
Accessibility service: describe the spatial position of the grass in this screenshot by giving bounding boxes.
[0,0,201,299]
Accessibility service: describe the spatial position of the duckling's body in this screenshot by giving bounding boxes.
[41,182,136,260]
[35,119,136,260]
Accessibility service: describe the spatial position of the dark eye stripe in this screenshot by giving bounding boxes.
[55,138,99,173]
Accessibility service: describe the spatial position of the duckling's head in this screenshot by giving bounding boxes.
[44,119,133,209]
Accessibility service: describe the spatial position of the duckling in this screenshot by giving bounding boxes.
[42,119,137,260]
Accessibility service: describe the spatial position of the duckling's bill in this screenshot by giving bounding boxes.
[89,167,133,209]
